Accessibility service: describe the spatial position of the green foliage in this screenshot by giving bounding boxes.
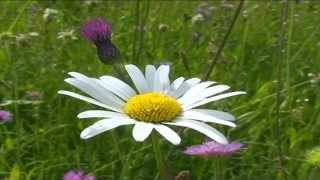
[0,0,319,179]
[306,147,320,166]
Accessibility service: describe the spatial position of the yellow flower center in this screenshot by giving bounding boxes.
[124,92,182,123]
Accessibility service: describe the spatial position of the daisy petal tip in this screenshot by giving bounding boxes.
[57,90,64,94]
[125,64,134,69]
[133,137,146,142]
[64,78,73,83]
[173,139,181,146]
[77,113,85,119]
[239,91,247,95]
[67,72,77,76]
[220,139,229,145]
[80,130,91,139]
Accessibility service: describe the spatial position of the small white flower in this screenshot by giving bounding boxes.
[83,0,101,6]
[57,29,78,40]
[43,8,59,21]
[28,32,39,37]
[191,14,205,24]
[58,64,245,145]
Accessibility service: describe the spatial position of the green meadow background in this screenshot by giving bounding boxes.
[1,0,320,179]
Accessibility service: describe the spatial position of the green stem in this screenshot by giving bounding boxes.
[135,0,150,64]
[275,1,289,180]
[132,0,140,63]
[202,0,245,81]
[111,130,125,165]
[197,159,208,180]
[214,158,225,180]
[112,63,130,83]
[152,133,165,180]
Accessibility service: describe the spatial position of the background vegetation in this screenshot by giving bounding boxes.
[0,0,320,179]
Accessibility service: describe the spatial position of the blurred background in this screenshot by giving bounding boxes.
[0,0,320,179]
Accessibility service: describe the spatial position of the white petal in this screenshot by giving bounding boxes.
[99,76,136,100]
[159,65,170,91]
[170,77,185,90]
[80,118,135,139]
[154,124,181,145]
[153,65,170,92]
[165,119,228,144]
[181,110,236,127]
[145,65,156,90]
[201,85,230,98]
[189,109,236,121]
[169,78,201,98]
[66,73,125,108]
[77,110,126,119]
[178,81,215,104]
[65,78,124,109]
[58,90,122,112]
[184,91,246,110]
[132,122,153,142]
[125,64,150,93]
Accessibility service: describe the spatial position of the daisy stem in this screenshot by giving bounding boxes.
[111,130,125,166]
[151,133,165,180]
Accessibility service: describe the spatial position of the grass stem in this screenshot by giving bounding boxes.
[202,0,245,81]
[275,1,290,179]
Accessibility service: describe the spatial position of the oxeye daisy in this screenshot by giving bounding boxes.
[58,64,245,145]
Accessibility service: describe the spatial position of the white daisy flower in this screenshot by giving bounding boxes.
[58,64,245,145]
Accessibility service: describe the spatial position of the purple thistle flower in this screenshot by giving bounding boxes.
[63,170,95,180]
[81,18,112,42]
[0,110,12,123]
[184,141,243,157]
[81,18,119,64]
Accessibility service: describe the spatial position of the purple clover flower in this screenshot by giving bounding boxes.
[63,170,95,180]
[184,141,243,157]
[81,18,119,64]
[0,110,12,123]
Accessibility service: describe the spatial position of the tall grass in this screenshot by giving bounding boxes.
[0,1,320,179]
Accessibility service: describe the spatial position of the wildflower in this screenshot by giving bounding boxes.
[24,91,43,101]
[28,32,39,37]
[158,24,169,32]
[81,18,119,64]
[58,64,245,145]
[220,3,235,9]
[306,147,320,166]
[175,170,191,180]
[15,32,39,45]
[63,170,95,180]
[43,8,59,21]
[191,14,205,25]
[196,3,215,19]
[0,110,12,123]
[184,141,243,157]
[58,29,78,40]
[15,34,29,43]
[134,25,147,32]
[83,0,101,6]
